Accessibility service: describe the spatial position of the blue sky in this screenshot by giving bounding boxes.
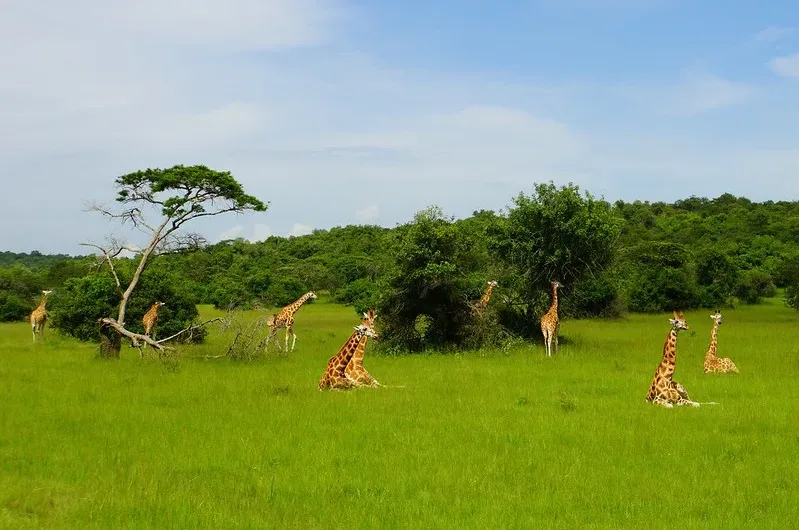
[0,1,797,254]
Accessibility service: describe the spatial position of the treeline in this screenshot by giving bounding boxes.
[3,187,799,346]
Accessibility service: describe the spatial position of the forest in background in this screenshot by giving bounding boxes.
[4,186,799,351]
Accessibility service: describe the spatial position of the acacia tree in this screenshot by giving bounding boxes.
[83,164,267,358]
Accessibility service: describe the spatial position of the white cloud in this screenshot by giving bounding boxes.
[218,225,245,241]
[251,224,274,241]
[355,205,380,223]
[1,1,799,255]
[769,53,799,78]
[623,71,757,116]
[754,26,796,43]
[288,224,313,237]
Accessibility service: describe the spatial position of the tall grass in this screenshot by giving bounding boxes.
[1,298,798,528]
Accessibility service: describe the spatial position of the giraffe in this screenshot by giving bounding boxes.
[265,291,318,352]
[645,311,700,408]
[540,280,562,356]
[30,289,53,342]
[142,301,166,338]
[470,280,498,315]
[345,309,381,387]
[319,320,379,391]
[703,310,739,374]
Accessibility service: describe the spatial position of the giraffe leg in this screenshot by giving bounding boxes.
[651,396,674,408]
[290,329,297,352]
[676,397,700,407]
[554,333,559,354]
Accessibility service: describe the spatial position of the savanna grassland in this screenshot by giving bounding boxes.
[2,298,799,529]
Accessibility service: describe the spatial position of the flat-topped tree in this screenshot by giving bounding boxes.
[83,164,267,358]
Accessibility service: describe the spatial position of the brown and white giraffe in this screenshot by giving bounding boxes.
[30,289,53,342]
[142,301,165,338]
[540,280,562,356]
[319,320,379,391]
[265,291,318,352]
[345,309,381,387]
[470,280,498,315]
[645,311,700,408]
[703,310,739,374]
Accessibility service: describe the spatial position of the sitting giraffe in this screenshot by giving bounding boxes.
[265,291,318,352]
[319,318,379,391]
[143,301,165,338]
[646,311,700,408]
[345,309,381,387]
[30,289,53,342]
[469,280,498,316]
[704,310,739,374]
[540,280,562,356]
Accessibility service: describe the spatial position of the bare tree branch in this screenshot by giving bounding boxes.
[155,317,224,344]
[80,242,123,293]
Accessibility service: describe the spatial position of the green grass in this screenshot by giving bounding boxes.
[1,299,798,528]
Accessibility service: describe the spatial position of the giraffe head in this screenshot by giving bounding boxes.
[42,290,53,296]
[361,309,377,328]
[669,311,688,331]
[155,301,166,307]
[710,310,722,325]
[487,280,498,287]
[552,280,562,289]
[354,323,379,340]
[307,292,318,301]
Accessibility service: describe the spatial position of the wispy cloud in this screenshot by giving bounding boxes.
[1,1,799,254]
[616,70,756,116]
[769,53,799,78]
[754,26,796,43]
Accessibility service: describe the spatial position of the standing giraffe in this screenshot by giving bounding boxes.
[470,280,498,315]
[142,301,165,338]
[703,310,739,374]
[30,289,53,342]
[319,320,379,391]
[345,309,381,387]
[265,291,318,352]
[540,280,562,356]
[645,311,700,408]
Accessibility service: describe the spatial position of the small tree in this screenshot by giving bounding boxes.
[376,206,486,352]
[81,164,267,357]
[489,182,622,334]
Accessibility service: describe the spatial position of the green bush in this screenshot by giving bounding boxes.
[0,292,31,322]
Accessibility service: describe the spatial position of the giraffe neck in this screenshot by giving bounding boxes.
[549,285,558,312]
[350,335,369,365]
[706,322,719,358]
[479,284,495,308]
[36,298,48,311]
[659,329,678,379]
[334,331,364,370]
[287,292,313,315]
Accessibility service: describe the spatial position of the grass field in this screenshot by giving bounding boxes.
[2,297,798,528]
